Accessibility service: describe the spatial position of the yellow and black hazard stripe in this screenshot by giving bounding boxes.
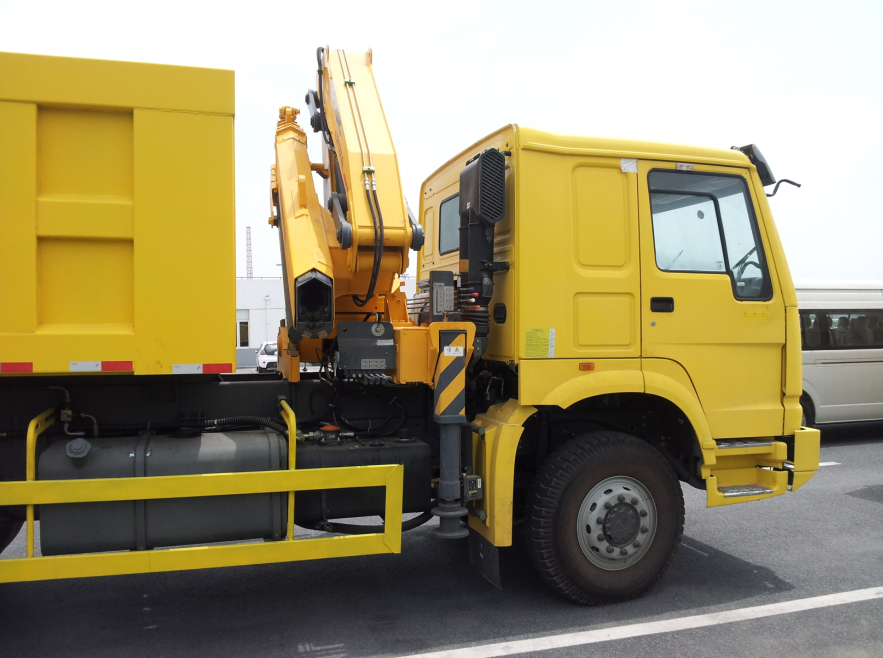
[433,330,467,422]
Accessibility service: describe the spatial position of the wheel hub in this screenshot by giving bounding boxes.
[603,503,639,546]
[576,476,657,571]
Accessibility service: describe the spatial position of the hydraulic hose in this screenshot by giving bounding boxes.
[352,182,383,307]
[371,185,386,288]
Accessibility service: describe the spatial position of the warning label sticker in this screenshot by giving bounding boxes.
[525,328,556,358]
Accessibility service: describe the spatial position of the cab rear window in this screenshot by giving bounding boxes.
[439,194,459,255]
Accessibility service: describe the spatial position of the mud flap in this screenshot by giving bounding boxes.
[469,527,501,589]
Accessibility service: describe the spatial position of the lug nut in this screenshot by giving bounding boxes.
[596,534,605,542]
[640,509,648,517]
[596,517,604,524]
[604,502,612,510]
[631,498,639,505]
[617,494,625,502]
[620,548,628,556]
[640,526,648,533]
[606,546,614,553]
[633,541,641,548]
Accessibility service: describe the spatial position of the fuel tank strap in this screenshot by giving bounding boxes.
[133,431,152,551]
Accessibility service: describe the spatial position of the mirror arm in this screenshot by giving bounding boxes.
[766,179,801,197]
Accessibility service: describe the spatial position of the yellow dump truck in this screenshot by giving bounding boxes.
[0,49,820,604]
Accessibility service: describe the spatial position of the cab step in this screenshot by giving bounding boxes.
[717,484,776,498]
[701,438,789,507]
[716,439,773,450]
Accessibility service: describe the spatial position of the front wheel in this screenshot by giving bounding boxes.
[526,431,684,605]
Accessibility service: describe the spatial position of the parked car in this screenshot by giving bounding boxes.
[255,341,278,372]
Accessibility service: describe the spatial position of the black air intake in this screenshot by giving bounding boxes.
[460,149,506,225]
[458,149,508,349]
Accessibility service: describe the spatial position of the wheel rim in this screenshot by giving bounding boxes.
[576,476,657,571]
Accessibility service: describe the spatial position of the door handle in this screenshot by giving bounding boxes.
[650,297,674,313]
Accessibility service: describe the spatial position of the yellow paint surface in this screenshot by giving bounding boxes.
[0,52,235,374]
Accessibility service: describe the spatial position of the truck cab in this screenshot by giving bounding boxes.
[417,126,819,600]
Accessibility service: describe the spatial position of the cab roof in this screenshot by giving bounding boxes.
[516,126,751,167]
[422,124,753,191]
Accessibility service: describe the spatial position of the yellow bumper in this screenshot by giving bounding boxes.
[788,426,821,491]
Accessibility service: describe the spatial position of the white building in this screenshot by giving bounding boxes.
[235,278,286,368]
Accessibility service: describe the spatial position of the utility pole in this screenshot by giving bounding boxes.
[246,226,253,279]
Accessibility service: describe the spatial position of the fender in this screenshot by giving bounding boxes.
[642,358,714,471]
[469,399,537,546]
[518,358,642,408]
[474,360,713,546]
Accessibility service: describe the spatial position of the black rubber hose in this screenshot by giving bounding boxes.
[352,185,382,307]
[371,186,386,290]
[309,510,434,535]
[315,47,334,151]
[462,307,491,336]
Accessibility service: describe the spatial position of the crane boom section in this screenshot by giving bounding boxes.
[272,108,337,290]
[322,48,412,269]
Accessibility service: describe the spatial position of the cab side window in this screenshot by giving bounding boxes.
[649,171,772,300]
[439,194,459,255]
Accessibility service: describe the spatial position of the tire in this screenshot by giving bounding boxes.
[800,395,815,428]
[526,431,684,605]
[0,508,23,556]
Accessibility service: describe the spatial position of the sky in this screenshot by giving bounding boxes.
[2,0,882,282]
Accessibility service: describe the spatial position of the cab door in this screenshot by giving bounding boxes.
[638,161,785,439]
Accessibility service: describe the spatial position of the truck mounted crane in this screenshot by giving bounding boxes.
[0,47,820,605]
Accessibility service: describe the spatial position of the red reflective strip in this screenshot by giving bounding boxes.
[101,361,133,372]
[202,363,233,374]
[0,362,33,373]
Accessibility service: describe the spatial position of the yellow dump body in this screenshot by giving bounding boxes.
[0,53,235,375]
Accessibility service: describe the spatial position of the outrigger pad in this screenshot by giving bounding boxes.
[469,527,502,590]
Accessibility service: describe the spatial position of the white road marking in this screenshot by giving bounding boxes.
[819,462,841,467]
[398,586,883,658]
[681,543,709,557]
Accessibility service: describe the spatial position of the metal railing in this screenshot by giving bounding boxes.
[0,402,403,583]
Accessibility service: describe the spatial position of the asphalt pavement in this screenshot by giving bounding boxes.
[1,422,882,658]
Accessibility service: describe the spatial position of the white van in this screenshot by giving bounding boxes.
[797,281,883,425]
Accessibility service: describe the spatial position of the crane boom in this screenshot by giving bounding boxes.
[271,47,420,369]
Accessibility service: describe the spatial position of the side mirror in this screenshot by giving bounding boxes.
[734,144,775,187]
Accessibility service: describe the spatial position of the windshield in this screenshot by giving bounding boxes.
[264,344,277,355]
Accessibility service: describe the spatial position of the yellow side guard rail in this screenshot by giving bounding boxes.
[0,402,404,584]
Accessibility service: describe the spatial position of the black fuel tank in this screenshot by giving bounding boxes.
[293,436,431,525]
[38,431,288,556]
[37,431,432,556]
